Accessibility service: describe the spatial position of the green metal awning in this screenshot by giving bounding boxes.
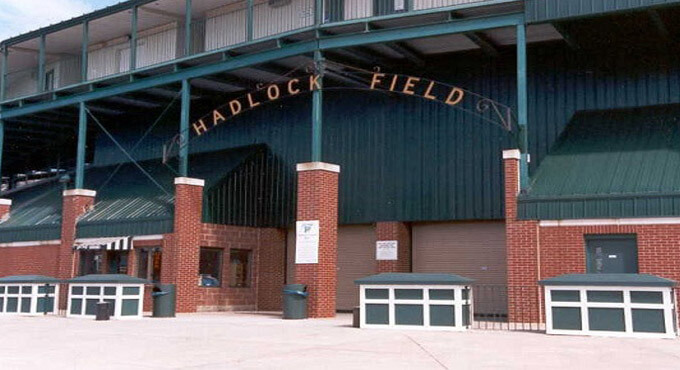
[518,104,680,220]
[539,273,676,287]
[355,273,474,285]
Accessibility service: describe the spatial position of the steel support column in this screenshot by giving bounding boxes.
[311,50,324,162]
[81,21,89,82]
[179,79,190,176]
[516,23,529,190]
[315,0,324,25]
[130,6,138,71]
[38,34,46,92]
[184,0,192,56]
[0,47,7,101]
[75,102,87,189]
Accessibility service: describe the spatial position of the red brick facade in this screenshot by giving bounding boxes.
[294,163,340,318]
[59,191,96,280]
[0,199,11,221]
[375,222,411,273]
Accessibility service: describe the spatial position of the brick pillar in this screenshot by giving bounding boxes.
[375,222,411,273]
[503,150,541,323]
[167,177,204,313]
[0,199,11,221]
[295,162,339,318]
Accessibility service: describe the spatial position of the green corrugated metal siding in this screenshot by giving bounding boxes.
[0,181,63,243]
[90,43,680,225]
[519,104,680,219]
[526,0,680,23]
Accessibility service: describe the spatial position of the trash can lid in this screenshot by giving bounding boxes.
[67,274,149,284]
[0,275,62,284]
[355,273,474,285]
[538,274,677,287]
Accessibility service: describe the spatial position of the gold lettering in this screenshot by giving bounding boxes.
[402,77,420,95]
[229,99,242,115]
[288,78,300,95]
[309,74,322,91]
[370,73,385,89]
[247,93,260,108]
[423,81,437,100]
[389,75,398,91]
[212,110,226,126]
[192,119,208,136]
[445,87,465,106]
[267,84,281,100]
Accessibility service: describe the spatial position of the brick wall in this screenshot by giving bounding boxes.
[295,163,340,318]
[257,228,286,311]
[376,222,411,273]
[58,191,96,280]
[0,243,60,276]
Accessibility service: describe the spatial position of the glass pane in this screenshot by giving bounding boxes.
[588,308,625,332]
[229,249,251,287]
[199,248,223,287]
[430,305,455,326]
[395,304,424,325]
[429,289,454,300]
[70,299,82,315]
[121,299,139,316]
[365,289,388,299]
[123,287,140,295]
[37,285,55,294]
[104,287,117,296]
[85,299,99,315]
[6,297,18,312]
[551,290,580,302]
[552,307,582,330]
[630,291,663,304]
[21,286,32,294]
[365,304,389,325]
[20,297,31,313]
[632,309,666,333]
[587,291,623,303]
[37,297,54,313]
[462,288,470,300]
[0,297,3,312]
[8,286,19,294]
[394,289,422,300]
[463,304,471,326]
[71,286,84,295]
[86,287,101,296]
[0,286,4,294]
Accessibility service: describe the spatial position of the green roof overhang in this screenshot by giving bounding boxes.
[539,273,676,287]
[0,275,61,284]
[68,274,149,284]
[355,273,474,285]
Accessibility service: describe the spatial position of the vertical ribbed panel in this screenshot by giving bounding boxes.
[526,0,680,23]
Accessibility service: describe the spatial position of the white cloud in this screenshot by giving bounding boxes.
[0,0,96,41]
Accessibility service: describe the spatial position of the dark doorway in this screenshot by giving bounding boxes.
[586,235,638,274]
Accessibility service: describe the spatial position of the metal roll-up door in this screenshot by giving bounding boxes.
[337,225,376,311]
[412,222,507,316]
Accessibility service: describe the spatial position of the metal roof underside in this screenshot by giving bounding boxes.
[518,104,680,220]
[526,0,680,23]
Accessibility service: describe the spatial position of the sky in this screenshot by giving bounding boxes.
[0,0,122,40]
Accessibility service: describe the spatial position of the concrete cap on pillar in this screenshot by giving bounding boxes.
[174,177,205,187]
[296,162,340,173]
[63,189,97,197]
[0,199,12,206]
[502,149,521,160]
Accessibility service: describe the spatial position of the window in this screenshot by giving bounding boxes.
[79,250,102,276]
[199,248,223,287]
[230,249,251,288]
[137,248,162,282]
[586,235,638,274]
[107,251,129,274]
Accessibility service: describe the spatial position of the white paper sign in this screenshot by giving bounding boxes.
[376,240,398,260]
[295,220,320,264]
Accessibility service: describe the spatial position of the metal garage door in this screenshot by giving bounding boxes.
[286,225,376,311]
[413,222,507,316]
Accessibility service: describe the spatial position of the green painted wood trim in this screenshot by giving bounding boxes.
[130,6,138,71]
[0,47,7,101]
[38,35,46,92]
[247,0,254,42]
[526,0,680,23]
[81,21,89,82]
[184,0,192,56]
[75,102,87,189]
[311,50,323,162]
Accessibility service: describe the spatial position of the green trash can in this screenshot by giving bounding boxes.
[152,284,176,318]
[282,284,308,319]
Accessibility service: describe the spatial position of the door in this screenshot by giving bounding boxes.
[586,235,638,273]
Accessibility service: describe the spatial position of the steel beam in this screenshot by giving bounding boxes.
[75,102,87,189]
[0,13,524,119]
[179,79,190,176]
[185,0,192,56]
[311,50,323,162]
[516,24,528,190]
